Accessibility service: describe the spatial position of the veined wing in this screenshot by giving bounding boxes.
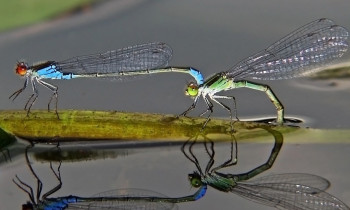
[227,18,349,80]
[248,173,330,191]
[56,42,172,75]
[232,181,349,209]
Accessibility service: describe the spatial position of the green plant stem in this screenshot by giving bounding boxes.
[0,110,293,142]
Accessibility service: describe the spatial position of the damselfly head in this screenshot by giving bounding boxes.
[185,82,199,97]
[15,62,29,76]
[188,172,202,188]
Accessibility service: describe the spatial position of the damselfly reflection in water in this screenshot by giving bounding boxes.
[182,125,349,209]
[13,125,349,210]
[13,144,206,210]
[180,18,348,128]
[10,42,204,118]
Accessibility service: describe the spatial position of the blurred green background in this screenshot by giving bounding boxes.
[0,0,96,32]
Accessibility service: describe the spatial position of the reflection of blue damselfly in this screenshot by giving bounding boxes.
[14,145,206,210]
[182,125,349,209]
[10,42,204,118]
[181,18,349,127]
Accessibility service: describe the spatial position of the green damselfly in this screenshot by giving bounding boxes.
[181,18,348,128]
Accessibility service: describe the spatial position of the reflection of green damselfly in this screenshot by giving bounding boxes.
[181,18,348,128]
[14,144,206,210]
[182,126,349,209]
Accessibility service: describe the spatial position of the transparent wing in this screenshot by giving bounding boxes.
[227,18,349,80]
[249,173,330,191]
[56,42,172,74]
[66,188,177,210]
[232,182,349,210]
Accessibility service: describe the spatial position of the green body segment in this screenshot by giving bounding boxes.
[201,73,284,124]
[232,80,284,124]
[204,73,234,92]
[203,173,237,192]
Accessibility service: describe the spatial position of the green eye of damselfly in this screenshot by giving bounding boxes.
[190,177,202,188]
[188,173,202,188]
[185,82,199,96]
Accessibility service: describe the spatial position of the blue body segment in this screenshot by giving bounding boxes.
[194,185,207,200]
[44,196,79,210]
[189,67,204,85]
[42,200,67,210]
[36,65,75,80]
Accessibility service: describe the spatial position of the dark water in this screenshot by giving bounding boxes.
[0,0,350,209]
[1,126,349,209]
